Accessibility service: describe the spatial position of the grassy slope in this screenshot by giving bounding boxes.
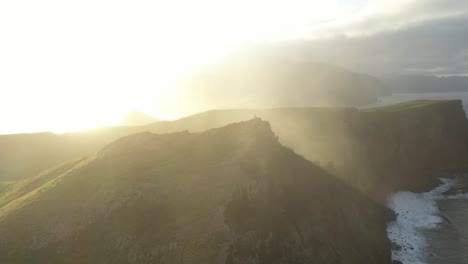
[0,119,392,264]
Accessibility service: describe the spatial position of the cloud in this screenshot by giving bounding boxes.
[294,0,468,39]
[276,2,468,76]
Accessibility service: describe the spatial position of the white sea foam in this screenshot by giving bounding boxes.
[386,178,457,264]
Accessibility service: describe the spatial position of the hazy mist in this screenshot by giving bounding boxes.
[1,0,468,134]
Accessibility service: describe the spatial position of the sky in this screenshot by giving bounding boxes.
[284,1,468,76]
[1,0,468,134]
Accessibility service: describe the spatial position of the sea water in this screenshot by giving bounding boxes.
[387,178,468,264]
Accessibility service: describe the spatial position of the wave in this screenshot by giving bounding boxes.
[386,178,467,264]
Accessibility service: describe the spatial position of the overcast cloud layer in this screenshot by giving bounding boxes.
[284,0,468,76]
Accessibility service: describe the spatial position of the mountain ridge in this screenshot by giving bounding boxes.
[0,119,392,263]
[1,100,466,201]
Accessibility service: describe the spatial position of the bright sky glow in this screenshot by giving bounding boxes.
[0,0,357,134]
[1,0,461,134]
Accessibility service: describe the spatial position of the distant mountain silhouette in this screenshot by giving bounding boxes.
[119,110,158,126]
[382,75,468,93]
[177,54,388,110]
[0,119,392,263]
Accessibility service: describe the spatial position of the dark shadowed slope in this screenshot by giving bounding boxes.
[0,119,392,264]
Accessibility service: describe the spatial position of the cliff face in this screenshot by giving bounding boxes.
[251,100,468,198]
[148,100,468,198]
[353,100,468,195]
[0,119,392,264]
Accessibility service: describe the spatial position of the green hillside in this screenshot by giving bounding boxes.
[0,119,391,264]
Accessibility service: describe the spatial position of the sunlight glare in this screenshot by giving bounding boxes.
[0,0,350,134]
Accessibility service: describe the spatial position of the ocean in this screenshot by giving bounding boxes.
[387,177,468,264]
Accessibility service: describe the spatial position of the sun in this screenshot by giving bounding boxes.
[0,0,349,134]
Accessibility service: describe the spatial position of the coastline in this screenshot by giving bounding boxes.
[387,175,468,264]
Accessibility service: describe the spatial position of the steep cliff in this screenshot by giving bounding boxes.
[354,100,468,195]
